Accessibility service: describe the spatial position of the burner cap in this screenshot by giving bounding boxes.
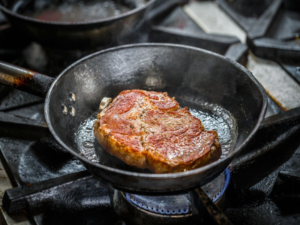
[126,168,230,215]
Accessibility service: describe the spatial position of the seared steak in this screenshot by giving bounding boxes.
[94,90,221,173]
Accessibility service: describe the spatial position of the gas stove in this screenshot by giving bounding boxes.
[0,1,300,225]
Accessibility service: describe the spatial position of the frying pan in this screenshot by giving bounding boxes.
[0,0,188,49]
[0,43,267,194]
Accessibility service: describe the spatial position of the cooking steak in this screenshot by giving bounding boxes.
[94,90,221,173]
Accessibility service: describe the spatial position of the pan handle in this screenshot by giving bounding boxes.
[0,61,54,98]
[190,188,233,225]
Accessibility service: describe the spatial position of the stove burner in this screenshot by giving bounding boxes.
[125,168,230,216]
[126,193,190,215]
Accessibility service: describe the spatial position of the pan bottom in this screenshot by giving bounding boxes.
[74,100,237,174]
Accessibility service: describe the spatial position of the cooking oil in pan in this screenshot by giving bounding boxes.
[75,114,99,163]
[74,101,238,172]
[13,0,146,22]
[188,103,238,159]
[75,113,148,172]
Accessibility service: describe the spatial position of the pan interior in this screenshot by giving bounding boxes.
[74,99,238,173]
[46,44,265,176]
[4,0,147,23]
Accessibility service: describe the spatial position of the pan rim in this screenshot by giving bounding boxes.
[0,0,156,26]
[45,43,267,180]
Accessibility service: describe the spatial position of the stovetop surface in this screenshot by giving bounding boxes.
[1,1,300,225]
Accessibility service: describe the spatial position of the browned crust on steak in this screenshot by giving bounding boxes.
[94,90,221,173]
[94,122,146,168]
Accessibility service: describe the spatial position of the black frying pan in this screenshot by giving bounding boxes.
[0,43,267,194]
[0,0,188,49]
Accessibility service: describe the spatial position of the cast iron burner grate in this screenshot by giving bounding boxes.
[1,1,300,225]
[126,168,230,215]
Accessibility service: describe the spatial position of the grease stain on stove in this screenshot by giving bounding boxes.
[247,52,300,110]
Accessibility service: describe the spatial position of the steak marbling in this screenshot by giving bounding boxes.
[94,90,221,173]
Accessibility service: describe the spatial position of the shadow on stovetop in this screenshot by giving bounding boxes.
[33,177,118,225]
[0,121,86,187]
